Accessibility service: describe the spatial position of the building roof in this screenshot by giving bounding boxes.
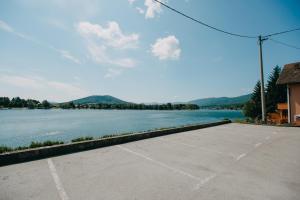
[277,62,300,85]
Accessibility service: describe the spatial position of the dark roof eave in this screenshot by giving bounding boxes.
[276,62,300,85]
[276,81,300,85]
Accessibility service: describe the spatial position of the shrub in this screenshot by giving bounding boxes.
[29,140,63,148]
[0,146,13,154]
[101,134,116,139]
[71,137,94,143]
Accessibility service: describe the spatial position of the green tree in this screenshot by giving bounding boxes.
[243,81,263,119]
[42,100,51,109]
[60,102,75,109]
[26,99,40,109]
[266,66,287,113]
[0,97,10,107]
[10,97,25,108]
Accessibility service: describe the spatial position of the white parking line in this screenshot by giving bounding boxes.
[159,137,197,148]
[255,142,262,148]
[117,145,219,190]
[236,153,247,161]
[117,145,201,181]
[47,159,69,200]
[158,137,236,158]
[194,173,217,190]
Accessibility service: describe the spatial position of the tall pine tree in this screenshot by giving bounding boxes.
[243,81,262,119]
[244,65,288,120]
[266,66,287,113]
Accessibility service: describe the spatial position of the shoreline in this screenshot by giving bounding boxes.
[0,107,199,111]
[1,119,236,151]
[0,107,242,111]
[0,120,231,166]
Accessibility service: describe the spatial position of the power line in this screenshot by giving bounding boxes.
[153,0,300,123]
[269,38,300,50]
[153,0,300,40]
[264,28,300,37]
[153,0,257,39]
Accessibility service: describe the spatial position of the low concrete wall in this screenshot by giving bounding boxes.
[0,120,231,166]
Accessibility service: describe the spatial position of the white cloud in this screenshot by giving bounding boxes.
[0,74,88,102]
[76,21,138,75]
[58,50,81,64]
[0,19,81,64]
[105,68,122,78]
[0,20,14,32]
[128,0,164,18]
[145,0,163,19]
[113,58,136,68]
[136,7,145,14]
[0,74,42,89]
[128,0,136,5]
[86,43,108,64]
[47,81,84,95]
[151,35,181,60]
[0,19,33,40]
[47,18,68,31]
[77,21,139,49]
[86,42,136,68]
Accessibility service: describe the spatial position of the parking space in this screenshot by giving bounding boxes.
[0,123,299,200]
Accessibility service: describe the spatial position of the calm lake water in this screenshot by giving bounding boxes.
[0,109,244,147]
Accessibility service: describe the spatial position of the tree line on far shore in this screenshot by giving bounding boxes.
[0,97,199,110]
[65,102,199,110]
[199,103,245,110]
[243,65,286,121]
[0,97,51,109]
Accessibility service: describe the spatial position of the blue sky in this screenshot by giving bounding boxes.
[0,0,299,103]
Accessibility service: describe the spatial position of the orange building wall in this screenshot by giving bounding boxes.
[289,83,300,124]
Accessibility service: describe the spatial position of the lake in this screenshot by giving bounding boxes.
[0,109,244,147]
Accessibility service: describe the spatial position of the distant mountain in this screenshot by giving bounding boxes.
[71,95,129,105]
[189,94,251,107]
[70,94,251,107]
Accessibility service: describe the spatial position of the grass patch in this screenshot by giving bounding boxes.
[99,132,134,139]
[100,134,117,139]
[71,136,94,143]
[29,140,64,148]
[0,146,13,154]
[1,120,229,154]
[0,140,64,154]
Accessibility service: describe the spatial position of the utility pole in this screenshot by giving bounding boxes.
[258,35,267,123]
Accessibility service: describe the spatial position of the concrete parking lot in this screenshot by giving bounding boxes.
[0,123,300,200]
